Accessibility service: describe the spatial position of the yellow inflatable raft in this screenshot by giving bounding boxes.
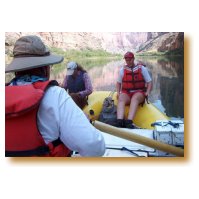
[83,91,169,129]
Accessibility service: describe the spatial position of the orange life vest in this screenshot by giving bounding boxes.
[122,64,146,93]
[5,80,71,157]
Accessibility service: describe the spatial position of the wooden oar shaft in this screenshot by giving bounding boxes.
[94,121,184,157]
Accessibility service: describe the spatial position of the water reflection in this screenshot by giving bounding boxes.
[137,56,184,118]
[87,60,122,91]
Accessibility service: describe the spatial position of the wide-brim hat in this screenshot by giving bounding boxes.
[5,35,64,73]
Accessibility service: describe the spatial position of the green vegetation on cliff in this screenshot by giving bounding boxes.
[50,47,122,74]
[136,49,184,57]
[51,47,122,60]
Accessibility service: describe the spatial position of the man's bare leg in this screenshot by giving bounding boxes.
[128,92,145,120]
[117,93,130,119]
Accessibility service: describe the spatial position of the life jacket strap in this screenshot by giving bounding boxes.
[5,145,49,157]
[51,138,62,147]
[5,138,63,157]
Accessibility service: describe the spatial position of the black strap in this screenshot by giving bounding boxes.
[48,80,59,87]
[51,138,62,147]
[131,68,135,85]
[5,138,63,157]
[5,145,49,157]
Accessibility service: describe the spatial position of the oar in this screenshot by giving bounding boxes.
[93,120,184,157]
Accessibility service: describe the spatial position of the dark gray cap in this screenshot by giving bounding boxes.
[5,35,64,73]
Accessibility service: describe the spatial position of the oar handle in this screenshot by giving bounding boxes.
[94,121,184,157]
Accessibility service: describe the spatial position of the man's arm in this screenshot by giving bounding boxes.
[116,82,121,99]
[145,81,152,97]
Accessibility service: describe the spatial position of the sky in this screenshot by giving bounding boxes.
[1,0,199,199]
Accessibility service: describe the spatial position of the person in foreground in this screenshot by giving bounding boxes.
[62,61,93,109]
[116,51,152,129]
[5,35,105,157]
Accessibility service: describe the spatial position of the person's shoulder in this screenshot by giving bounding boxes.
[42,86,71,106]
[48,85,63,91]
[45,86,68,98]
[82,71,90,79]
[82,71,88,76]
[119,66,125,75]
[139,65,148,72]
[135,63,145,68]
[140,65,146,69]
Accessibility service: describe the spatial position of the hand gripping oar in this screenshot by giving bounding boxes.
[93,120,184,157]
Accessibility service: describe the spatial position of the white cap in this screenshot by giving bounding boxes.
[66,61,77,75]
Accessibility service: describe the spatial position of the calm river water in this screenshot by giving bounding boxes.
[6,55,184,119]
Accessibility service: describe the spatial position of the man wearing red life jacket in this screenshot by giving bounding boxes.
[5,35,105,157]
[116,52,152,128]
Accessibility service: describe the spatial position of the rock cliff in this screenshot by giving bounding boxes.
[5,32,183,55]
[137,32,184,53]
